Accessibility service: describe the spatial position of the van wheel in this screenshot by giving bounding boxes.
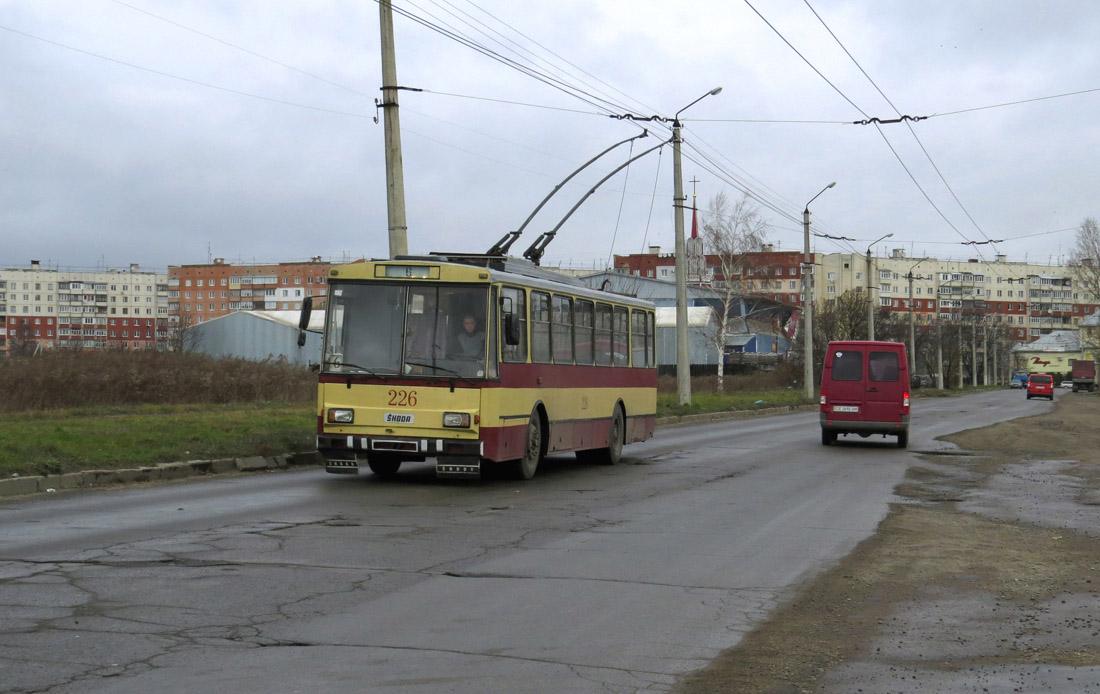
[821,429,836,446]
[897,431,908,449]
[511,410,543,480]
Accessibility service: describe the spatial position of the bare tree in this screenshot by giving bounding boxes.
[1069,217,1100,304]
[163,313,203,353]
[814,290,868,345]
[699,191,769,390]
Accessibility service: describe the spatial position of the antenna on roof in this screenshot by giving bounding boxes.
[487,130,650,256]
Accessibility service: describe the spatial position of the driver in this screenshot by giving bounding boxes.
[455,314,485,357]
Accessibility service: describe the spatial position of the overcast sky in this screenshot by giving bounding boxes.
[3,0,1098,273]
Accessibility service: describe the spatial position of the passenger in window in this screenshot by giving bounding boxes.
[455,314,485,357]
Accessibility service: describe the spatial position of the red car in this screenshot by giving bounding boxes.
[1026,374,1054,400]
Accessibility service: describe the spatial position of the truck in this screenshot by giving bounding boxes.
[1071,360,1096,392]
[1010,370,1029,389]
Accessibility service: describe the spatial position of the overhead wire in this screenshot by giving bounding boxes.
[802,0,998,257]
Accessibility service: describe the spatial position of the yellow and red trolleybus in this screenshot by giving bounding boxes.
[300,253,657,480]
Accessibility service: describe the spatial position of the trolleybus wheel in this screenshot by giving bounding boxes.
[602,406,625,465]
[367,455,402,477]
[579,405,625,465]
[512,410,542,480]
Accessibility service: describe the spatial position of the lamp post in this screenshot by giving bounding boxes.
[906,258,927,376]
[865,233,893,339]
[673,87,722,406]
[802,182,835,399]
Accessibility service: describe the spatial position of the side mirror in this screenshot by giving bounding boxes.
[297,297,313,347]
[298,296,314,331]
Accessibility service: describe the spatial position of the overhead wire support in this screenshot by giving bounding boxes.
[852,115,928,125]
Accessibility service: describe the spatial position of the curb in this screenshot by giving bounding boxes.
[1,405,819,499]
[0,452,325,498]
[655,403,818,428]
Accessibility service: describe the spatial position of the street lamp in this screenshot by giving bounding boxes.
[803,181,836,399]
[673,86,722,406]
[866,232,894,339]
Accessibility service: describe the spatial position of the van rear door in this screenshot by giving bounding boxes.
[864,348,903,423]
[825,347,865,422]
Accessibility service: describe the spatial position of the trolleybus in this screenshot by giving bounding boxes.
[299,253,657,480]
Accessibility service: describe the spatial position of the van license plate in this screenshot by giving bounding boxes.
[384,413,415,424]
[833,405,859,413]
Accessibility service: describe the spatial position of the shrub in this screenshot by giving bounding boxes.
[0,350,316,412]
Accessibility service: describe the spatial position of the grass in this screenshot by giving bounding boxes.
[0,403,315,478]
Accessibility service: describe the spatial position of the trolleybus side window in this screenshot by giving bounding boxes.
[552,295,574,364]
[630,309,647,367]
[531,291,551,363]
[501,286,527,363]
[612,306,629,366]
[647,311,656,367]
[594,302,613,366]
[574,299,594,365]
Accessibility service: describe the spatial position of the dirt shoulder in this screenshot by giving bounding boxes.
[676,392,1100,693]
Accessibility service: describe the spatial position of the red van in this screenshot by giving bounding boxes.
[820,340,910,448]
[1026,373,1054,400]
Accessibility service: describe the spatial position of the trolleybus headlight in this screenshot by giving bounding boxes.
[442,412,471,428]
[327,408,354,423]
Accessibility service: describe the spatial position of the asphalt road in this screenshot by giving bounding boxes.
[0,389,1053,694]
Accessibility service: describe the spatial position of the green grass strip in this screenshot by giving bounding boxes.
[0,403,315,477]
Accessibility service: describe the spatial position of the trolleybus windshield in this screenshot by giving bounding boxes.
[323,282,490,379]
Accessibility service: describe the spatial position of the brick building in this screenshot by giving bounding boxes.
[167,258,332,326]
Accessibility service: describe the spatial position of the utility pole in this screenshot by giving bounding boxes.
[936,321,944,390]
[672,122,690,406]
[866,249,874,340]
[908,273,916,375]
[865,233,892,340]
[971,322,979,387]
[379,1,408,258]
[672,87,722,406]
[803,182,835,399]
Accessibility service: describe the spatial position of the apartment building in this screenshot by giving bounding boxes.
[0,260,169,355]
[613,247,1097,344]
[820,249,1097,343]
[167,258,331,326]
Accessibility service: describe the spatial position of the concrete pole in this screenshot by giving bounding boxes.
[988,331,995,385]
[985,329,994,384]
[972,323,979,386]
[379,1,408,258]
[801,182,834,399]
[803,209,814,399]
[867,249,874,340]
[957,326,964,388]
[908,273,916,375]
[936,321,944,390]
[673,123,691,406]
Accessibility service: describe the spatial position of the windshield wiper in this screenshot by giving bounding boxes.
[323,361,391,380]
[403,361,477,388]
